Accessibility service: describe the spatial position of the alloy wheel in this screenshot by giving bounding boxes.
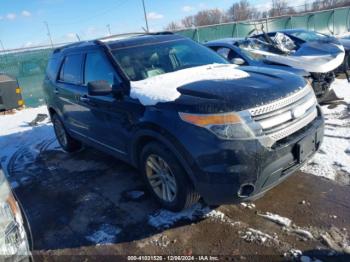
[145,154,177,202]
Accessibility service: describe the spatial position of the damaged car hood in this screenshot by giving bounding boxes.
[240,37,345,73]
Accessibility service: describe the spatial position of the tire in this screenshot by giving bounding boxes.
[140,142,200,211]
[52,114,82,153]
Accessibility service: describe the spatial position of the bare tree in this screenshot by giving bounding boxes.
[181,16,196,28]
[227,0,261,21]
[311,0,348,11]
[194,9,229,26]
[269,0,296,17]
[165,21,182,31]
[165,0,350,32]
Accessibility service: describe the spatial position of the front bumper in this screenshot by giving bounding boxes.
[192,108,324,205]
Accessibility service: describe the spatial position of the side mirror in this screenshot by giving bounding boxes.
[231,58,245,65]
[87,80,112,96]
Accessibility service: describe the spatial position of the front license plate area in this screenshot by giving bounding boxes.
[296,133,316,163]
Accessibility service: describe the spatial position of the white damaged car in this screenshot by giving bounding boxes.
[242,30,345,101]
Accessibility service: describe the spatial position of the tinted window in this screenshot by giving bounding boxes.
[46,56,61,80]
[59,54,83,84]
[84,52,118,86]
[216,47,231,60]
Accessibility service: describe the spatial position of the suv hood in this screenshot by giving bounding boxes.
[130,64,306,114]
[172,66,306,113]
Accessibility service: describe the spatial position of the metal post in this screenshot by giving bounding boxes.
[266,17,269,33]
[0,40,8,63]
[142,0,149,32]
[333,9,335,35]
[0,40,5,52]
[44,21,54,48]
[106,24,112,36]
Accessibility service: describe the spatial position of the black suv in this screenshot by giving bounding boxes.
[43,33,324,211]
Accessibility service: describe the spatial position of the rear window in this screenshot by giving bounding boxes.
[59,54,84,84]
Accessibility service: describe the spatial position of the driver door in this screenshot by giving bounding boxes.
[81,51,129,155]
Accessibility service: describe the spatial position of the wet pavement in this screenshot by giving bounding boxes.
[7,140,350,261]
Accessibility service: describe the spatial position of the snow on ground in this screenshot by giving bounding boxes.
[240,228,277,244]
[130,64,249,106]
[0,106,56,170]
[85,224,122,245]
[148,203,206,229]
[302,79,350,182]
[257,212,292,227]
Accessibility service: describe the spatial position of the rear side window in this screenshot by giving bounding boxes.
[59,54,84,84]
[46,56,61,81]
[84,52,119,86]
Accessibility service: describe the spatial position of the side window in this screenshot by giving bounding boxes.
[216,48,231,60]
[84,52,119,86]
[46,56,60,81]
[217,47,247,65]
[59,54,84,84]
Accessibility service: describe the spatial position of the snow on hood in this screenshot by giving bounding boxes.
[130,64,249,106]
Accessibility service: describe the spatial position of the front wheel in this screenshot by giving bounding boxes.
[140,142,200,211]
[52,114,82,153]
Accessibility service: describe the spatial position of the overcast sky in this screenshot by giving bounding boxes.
[0,0,311,49]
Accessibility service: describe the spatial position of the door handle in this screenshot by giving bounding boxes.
[79,96,90,103]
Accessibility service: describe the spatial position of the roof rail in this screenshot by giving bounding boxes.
[52,41,90,53]
[97,31,174,43]
[53,31,176,53]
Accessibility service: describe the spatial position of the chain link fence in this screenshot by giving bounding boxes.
[0,6,349,108]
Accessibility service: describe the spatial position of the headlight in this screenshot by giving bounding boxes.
[0,168,31,260]
[179,111,262,140]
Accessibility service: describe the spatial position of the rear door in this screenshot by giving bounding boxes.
[55,53,92,136]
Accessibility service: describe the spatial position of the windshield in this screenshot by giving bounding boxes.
[289,31,328,42]
[111,39,228,81]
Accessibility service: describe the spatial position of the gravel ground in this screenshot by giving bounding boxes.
[0,77,349,261]
[5,143,349,261]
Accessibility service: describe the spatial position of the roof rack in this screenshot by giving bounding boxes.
[53,31,175,53]
[52,41,91,53]
[97,31,174,43]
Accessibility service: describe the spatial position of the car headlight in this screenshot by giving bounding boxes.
[179,111,262,140]
[0,170,31,260]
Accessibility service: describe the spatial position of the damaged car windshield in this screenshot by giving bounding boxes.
[288,31,328,42]
[111,39,228,81]
[236,38,285,56]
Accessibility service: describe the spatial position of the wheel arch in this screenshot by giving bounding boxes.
[131,127,198,188]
